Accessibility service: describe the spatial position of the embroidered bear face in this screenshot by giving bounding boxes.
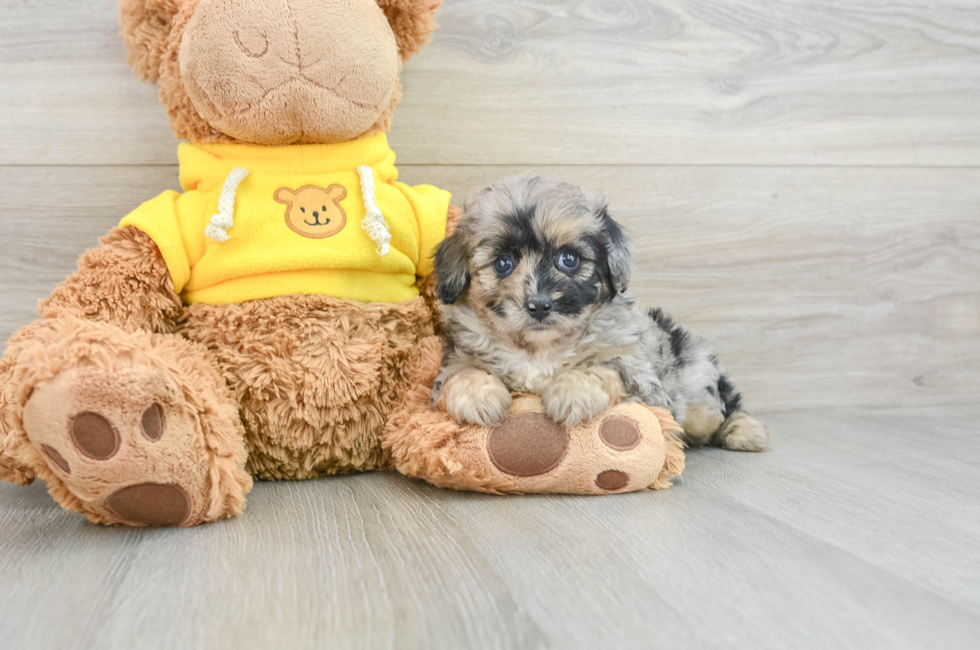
[274,185,348,239]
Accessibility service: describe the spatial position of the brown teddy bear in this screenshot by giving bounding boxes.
[0,0,683,527]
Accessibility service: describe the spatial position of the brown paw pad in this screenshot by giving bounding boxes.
[41,444,71,474]
[140,403,165,442]
[595,470,630,491]
[599,415,642,451]
[488,413,569,477]
[104,483,191,527]
[70,412,120,460]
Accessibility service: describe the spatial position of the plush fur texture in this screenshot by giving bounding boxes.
[433,175,770,452]
[180,291,437,480]
[38,225,183,332]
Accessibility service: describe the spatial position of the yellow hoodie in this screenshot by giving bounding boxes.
[119,132,450,304]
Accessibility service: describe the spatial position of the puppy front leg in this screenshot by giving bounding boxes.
[436,367,513,427]
[542,366,624,426]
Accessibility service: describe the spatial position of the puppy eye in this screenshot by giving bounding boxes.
[557,251,580,271]
[322,206,327,211]
[493,256,514,276]
[300,207,306,213]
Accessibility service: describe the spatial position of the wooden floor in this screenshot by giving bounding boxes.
[1,0,979,648]
[2,406,979,649]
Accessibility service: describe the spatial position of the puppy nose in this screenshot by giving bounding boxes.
[313,211,319,218]
[526,296,554,321]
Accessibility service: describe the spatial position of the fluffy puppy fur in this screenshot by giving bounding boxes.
[431,175,770,452]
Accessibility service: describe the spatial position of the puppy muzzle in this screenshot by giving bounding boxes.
[525,295,554,322]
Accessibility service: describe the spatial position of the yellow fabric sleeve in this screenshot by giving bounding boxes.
[118,191,192,294]
[393,182,451,277]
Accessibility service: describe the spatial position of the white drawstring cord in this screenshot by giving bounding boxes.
[205,167,249,242]
[357,165,391,258]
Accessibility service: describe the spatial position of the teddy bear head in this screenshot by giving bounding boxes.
[120,0,442,145]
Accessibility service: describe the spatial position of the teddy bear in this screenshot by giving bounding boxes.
[0,0,684,527]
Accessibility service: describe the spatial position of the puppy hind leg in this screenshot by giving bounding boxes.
[681,401,725,447]
[680,401,769,452]
[680,365,769,452]
[712,412,771,452]
[710,370,770,452]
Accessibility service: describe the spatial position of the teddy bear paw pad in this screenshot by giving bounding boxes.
[598,415,642,451]
[70,412,121,459]
[487,412,569,477]
[595,469,630,491]
[104,483,191,527]
[22,367,213,526]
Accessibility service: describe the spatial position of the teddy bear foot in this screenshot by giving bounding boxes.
[9,319,253,527]
[21,366,213,526]
[392,396,685,495]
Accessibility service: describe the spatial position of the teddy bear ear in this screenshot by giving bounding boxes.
[274,188,296,204]
[375,0,443,61]
[119,0,183,83]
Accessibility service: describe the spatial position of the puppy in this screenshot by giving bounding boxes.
[431,174,769,452]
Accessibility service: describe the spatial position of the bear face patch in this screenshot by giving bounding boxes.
[274,185,347,239]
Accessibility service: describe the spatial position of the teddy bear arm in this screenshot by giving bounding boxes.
[38,226,183,334]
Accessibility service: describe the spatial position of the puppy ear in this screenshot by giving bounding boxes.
[598,206,632,294]
[375,0,443,61]
[434,229,470,304]
[119,0,182,83]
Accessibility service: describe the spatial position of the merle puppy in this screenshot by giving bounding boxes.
[431,174,769,452]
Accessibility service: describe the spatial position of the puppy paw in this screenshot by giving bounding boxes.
[438,368,512,427]
[542,370,612,426]
[715,412,771,452]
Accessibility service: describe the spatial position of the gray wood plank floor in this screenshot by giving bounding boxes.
[1,406,978,650]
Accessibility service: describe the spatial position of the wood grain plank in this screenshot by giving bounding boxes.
[2,164,977,411]
[2,0,980,166]
[696,406,980,608]
[0,0,173,166]
[0,477,545,650]
[432,453,980,650]
[1,406,979,650]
